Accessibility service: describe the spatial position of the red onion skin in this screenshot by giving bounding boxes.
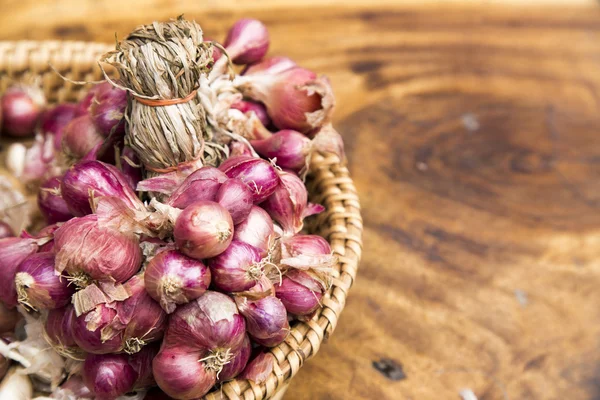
[54,215,141,284]
[72,304,124,354]
[236,293,289,347]
[90,83,127,137]
[129,344,159,389]
[283,234,332,257]
[262,171,308,235]
[112,275,167,352]
[163,291,246,350]
[174,201,233,260]
[153,345,216,400]
[208,240,263,292]
[240,352,275,384]
[45,305,79,351]
[224,18,269,65]
[242,56,297,76]
[83,353,137,398]
[167,166,228,209]
[39,103,78,150]
[15,252,74,310]
[275,270,323,316]
[218,334,252,382]
[218,156,281,203]
[61,114,104,160]
[38,176,74,224]
[60,160,142,216]
[233,206,274,257]
[251,130,311,172]
[1,87,44,137]
[241,67,334,133]
[231,100,271,127]
[0,222,14,239]
[215,178,254,225]
[0,237,39,308]
[144,250,211,314]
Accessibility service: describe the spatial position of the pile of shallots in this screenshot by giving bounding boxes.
[0,17,342,400]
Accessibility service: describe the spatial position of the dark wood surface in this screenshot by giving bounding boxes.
[3,1,600,399]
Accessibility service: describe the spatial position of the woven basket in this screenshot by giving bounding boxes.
[0,40,363,400]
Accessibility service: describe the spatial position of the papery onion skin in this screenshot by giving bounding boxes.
[251,130,311,172]
[144,250,211,314]
[39,103,78,150]
[82,353,137,398]
[72,304,124,354]
[208,240,263,292]
[174,201,233,260]
[231,100,270,127]
[218,156,280,203]
[0,237,39,308]
[224,18,269,65]
[153,346,215,400]
[61,114,104,160]
[89,82,127,137]
[233,206,275,257]
[0,222,14,239]
[275,269,324,316]
[167,166,227,209]
[36,223,60,253]
[229,140,254,157]
[262,171,308,235]
[218,334,252,382]
[60,160,142,216]
[1,86,44,137]
[15,252,73,310]
[38,176,74,224]
[54,215,141,284]
[242,56,297,76]
[215,178,254,225]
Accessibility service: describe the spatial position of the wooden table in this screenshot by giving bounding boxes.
[3,1,600,399]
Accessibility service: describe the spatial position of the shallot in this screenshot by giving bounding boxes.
[15,252,73,310]
[1,86,45,137]
[89,82,127,137]
[233,206,275,257]
[237,67,334,133]
[144,250,211,314]
[61,114,104,161]
[262,171,308,235]
[215,178,254,225]
[251,130,311,172]
[167,167,227,209]
[37,176,73,224]
[224,18,269,65]
[38,103,78,150]
[174,201,233,260]
[218,155,280,203]
[208,240,265,292]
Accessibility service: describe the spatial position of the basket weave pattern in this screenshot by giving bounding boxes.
[0,40,363,400]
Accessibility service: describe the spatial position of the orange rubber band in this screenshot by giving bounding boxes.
[133,89,198,107]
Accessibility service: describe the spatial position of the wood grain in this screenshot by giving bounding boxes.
[3,1,600,399]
